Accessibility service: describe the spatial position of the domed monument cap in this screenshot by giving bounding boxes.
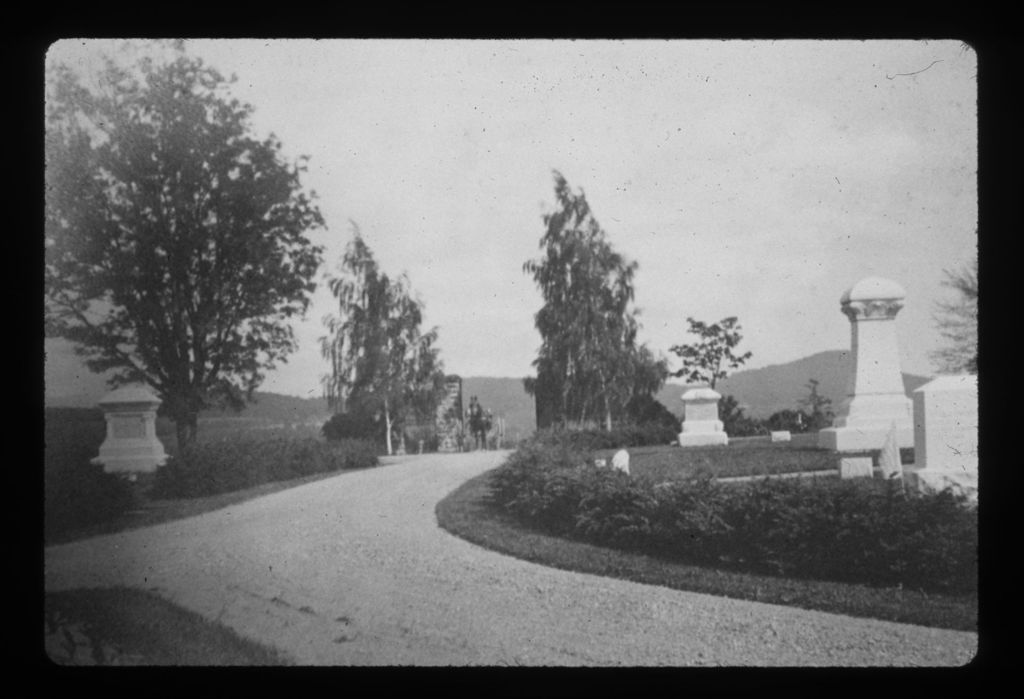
[841,276,906,304]
[98,383,162,408]
[840,276,906,322]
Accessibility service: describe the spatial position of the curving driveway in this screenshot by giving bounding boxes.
[44,451,976,666]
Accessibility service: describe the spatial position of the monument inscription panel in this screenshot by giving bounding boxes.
[112,416,147,439]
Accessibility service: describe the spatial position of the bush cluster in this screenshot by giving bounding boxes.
[489,442,977,594]
[45,408,134,538]
[532,423,678,451]
[322,410,382,444]
[152,434,378,499]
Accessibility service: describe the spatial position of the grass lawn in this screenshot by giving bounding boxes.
[435,468,976,632]
[596,440,915,484]
[45,587,289,665]
[45,464,379,547]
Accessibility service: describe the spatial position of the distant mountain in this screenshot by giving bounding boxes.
[46,336,930,433]
[656,349,932,419]
[44,337,331,422]
[44,338,536,434]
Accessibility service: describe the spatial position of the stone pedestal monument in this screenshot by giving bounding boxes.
[435,376,464,453]
[91,384,168,473]
[678,387,728,447]
[818,277,914,452]
[906,375,978,500]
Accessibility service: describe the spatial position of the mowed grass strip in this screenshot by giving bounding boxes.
[45,587,290,665]
[597,442,842,483]
[435,468,976,632]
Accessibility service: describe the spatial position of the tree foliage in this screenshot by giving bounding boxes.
[523,171,668,430]
[320,226,446,455]
[669,317,752,389]
[45,42,324,446]
[930,256,978,374]
[719,394,763,437]
[797,378,834,431]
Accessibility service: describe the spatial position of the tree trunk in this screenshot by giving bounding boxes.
[175,412,198,451]
[384,397,393,456]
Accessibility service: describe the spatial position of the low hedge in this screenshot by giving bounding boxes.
[616,443,839,482]
[532,424,679,451]
[45,408,134,539]
[489,442,977,594]
[152,435,378,499]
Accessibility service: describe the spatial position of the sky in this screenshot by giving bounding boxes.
[47,39,977,398]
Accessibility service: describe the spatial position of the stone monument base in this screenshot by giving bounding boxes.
[92,443,167,474]
[678,432,728,447]
[678,420,728,447]
[906,468,978,502]
[839,456,874,479]
[817,423,913,452]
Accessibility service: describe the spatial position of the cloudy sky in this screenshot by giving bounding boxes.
[47,39,977,398]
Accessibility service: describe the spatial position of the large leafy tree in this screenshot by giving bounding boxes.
[669,317,752,390]
[523,171,668,430]
[320,226,445,455]
[930,256,978,374]
[45,42,324,447]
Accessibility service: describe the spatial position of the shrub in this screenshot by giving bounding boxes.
[45,408,134,538]
[574,471,657,547]
[624,394,681,432]
[322,410,383,444]
[489,440,977,594]
[531,423,677,452]
[152,433,378,499]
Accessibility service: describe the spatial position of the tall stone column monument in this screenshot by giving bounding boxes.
[818,276,914,451]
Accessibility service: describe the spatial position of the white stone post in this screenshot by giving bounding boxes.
[818,277,914,452]
[678,387,728,447]
[906,375,978,500]
[91,384,168,474]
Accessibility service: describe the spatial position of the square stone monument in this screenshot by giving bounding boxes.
[818,277,914,452]
[91,384,168,473]
[678,387,728,447]
[839,456,874,479]
[905,375,978,499]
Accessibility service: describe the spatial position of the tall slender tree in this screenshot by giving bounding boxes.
[320,226,445,454]
[524,171,666,430]
[45,42,324,447]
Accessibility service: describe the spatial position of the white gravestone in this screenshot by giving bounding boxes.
[678,387,728,447]
[770,431,791,443]
[611,449,630,475]
[818,277,914,452]
[91,384,168,474]
[906,375,978,500]
[839,456,874,479]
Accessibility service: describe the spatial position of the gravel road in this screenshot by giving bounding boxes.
[44,450,976,666]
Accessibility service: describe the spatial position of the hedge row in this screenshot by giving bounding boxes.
[45,408,134,540]
[489,442,977,594]
[531,423,679,451]
[152,435,378,499]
